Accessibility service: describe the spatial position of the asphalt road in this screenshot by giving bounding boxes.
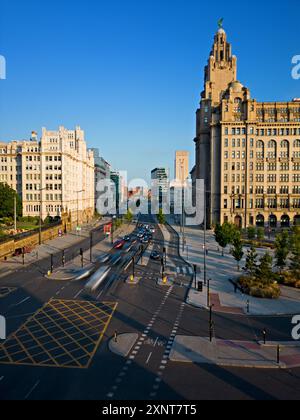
[0,215,299,400]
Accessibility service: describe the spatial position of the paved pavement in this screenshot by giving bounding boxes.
[168,217,300,316]
[170,336,300,369]
[0,218,111,278]
[109,333,138,357]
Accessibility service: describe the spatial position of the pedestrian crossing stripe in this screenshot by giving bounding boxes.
[173,267,194,276]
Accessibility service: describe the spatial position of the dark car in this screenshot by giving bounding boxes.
[123,236,131,242]
[150,251,161,261]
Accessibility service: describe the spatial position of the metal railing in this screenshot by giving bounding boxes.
[0,221,62,245]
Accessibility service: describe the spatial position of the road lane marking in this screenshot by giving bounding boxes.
[24,380,40,400]
[97,290,103,299]
[11,296,31,308]
[74,289,83,299]
[146,352,152,365]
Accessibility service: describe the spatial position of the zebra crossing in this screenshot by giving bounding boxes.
[166,265,194,276]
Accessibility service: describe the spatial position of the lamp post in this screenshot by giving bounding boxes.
[111,215,116,244]
[14,195,17,232]
[209,304,214,342]
[90,231,93,263]
[203,183,207,286]
[76,189,85,232]
[39,187,48,245]
[207,278,212,308]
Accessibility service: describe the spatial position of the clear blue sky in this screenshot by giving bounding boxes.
[0,0,299,182]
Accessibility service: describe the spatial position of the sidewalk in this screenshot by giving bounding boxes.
[169,336,300,369]
[167,217,300,316]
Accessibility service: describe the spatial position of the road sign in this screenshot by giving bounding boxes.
[104,224,112,235]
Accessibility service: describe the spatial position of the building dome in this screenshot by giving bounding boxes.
[218,28,226,35]
[230,81,244,92]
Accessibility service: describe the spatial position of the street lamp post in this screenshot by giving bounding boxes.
[209,304,214,342]
[203,183,207,286]
[207,278,212,308]
[90,231,93,263]
[76,190,85,233]
[14,195,17,232]
[111,215,116,244]
[39,187,48,245]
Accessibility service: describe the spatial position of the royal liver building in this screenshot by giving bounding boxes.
[194,26,300,229]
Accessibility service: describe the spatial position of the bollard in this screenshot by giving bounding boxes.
[114,331,118,343]
[210,321,215,343]
[80,248,84,268]
[50,254,54,273]
[246,300,250,314]
[62,250,65,267]
[263,329,267,345]
[277,345,281,365]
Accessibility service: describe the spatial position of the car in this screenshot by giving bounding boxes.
[110,252,122,266]
[95,253,110,264]
[150,251,161,261]
[85,266,111,292]
[123,236,131,242]
[142,237,150,244]
[113,240,125,250]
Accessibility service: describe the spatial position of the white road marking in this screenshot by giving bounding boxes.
[74,289,83,299]
[13,297,30,307]
[97,290,103,299]
[146,352,152,365]
[24,380,40,400]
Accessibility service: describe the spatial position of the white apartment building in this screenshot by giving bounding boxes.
[0,126,95,225]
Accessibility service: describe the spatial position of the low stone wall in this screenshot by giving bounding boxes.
[0,224,64,259]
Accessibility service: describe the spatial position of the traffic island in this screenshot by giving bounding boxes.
[45,263,95,281]
[169,336,300,369]
[157,275,174,287]
[125,275,141,285]
[109,333,139,357]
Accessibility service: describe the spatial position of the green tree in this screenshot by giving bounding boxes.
[256,252,274,285]
[257,227,265,241]
[290,227,300,279]
[215,223,239,256]
[0,183,22,219]
[244,246,258,277]
[231,237,244,271]
[157,209,166,225]
[125,210,133,223]
[247,226,256,240]
[275,231,289,272]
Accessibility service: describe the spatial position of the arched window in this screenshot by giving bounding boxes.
[280,140,290,158]
[267,140,277,159]
[256,140,265,159]
[294,140,300,148]
[234,98,242,113]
